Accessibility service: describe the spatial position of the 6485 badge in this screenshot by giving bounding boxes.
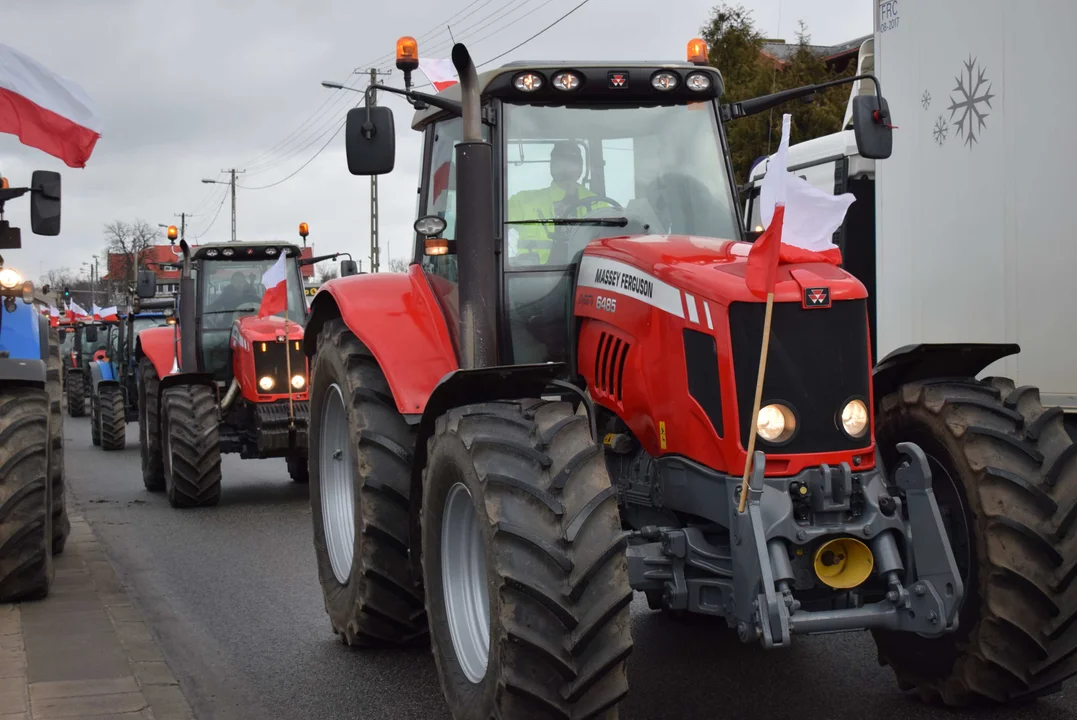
[803,286,831,309]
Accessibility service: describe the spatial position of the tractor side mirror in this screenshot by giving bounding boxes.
[345,106,396,176]
[136,270,157,299]
[58,328,68,343]
[84,325,98,343]
[30,171,61,236]
[340,259,358,277]
[852,95,893,160]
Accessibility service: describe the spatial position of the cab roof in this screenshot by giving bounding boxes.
[411,60,725,129]
[193,241,303,261]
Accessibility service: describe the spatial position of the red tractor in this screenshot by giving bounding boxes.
[302,38,1077,718]
[135,240,354,508]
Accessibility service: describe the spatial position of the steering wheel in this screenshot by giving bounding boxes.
[554,194,623,219]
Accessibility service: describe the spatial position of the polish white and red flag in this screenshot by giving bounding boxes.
[419,58,458,93]
[92,303,118,322]
[0,43,102,168]
[258,252,289,319]
[744,113,854,298]
[48,304,60,327]
[67,299,89,320]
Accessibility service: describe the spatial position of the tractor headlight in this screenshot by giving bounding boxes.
[291,374,305,390]
[840,399,869,439]
[258,375,275,391]
[757,403,796,443]
[0,268,21,289]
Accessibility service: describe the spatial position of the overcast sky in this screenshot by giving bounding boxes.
[1,0,870,285]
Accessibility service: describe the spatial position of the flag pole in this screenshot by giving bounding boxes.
[284,255,295,430]
[738,290,775,514]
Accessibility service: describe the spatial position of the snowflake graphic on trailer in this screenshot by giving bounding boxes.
[933,115,948,146]
[921,90,931,110]
[947,56,995,147]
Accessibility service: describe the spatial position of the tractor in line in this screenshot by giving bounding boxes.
[298,36,1077,717]
[134,239,355,507]
[0,168,66,602]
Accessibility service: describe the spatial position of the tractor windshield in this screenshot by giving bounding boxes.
[131,316,168,337]
[503,101,740,268]
[200,258,305,325]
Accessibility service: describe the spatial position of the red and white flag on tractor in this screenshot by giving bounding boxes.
[48,304,60,327]
[258,252,289,319]
[0,43,101,168]
[92,303,118,322]
[744,114,854,298]
[419,58,458,93]
[67,299,89,320]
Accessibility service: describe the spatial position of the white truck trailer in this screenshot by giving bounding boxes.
[745,0,1077,432]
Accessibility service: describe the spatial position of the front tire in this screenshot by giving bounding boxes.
[66,369,85,417]
[90,392,101,446]
[422,399,633,720]
[99,385,126,451]
[873,377,1077,705]
[287,453,309,484]
[162,385,222,508]
[138,358,164,491]
[47,325,69,555]
[308,319,426,647]
[0,387,54,602]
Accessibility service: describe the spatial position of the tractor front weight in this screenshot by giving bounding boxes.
[627,443,963,649]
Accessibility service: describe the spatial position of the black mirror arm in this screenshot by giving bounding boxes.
[298,251,353,266]
[723,73,888,122]
[368,83,462,117]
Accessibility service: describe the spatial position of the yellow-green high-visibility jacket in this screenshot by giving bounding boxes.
[507,183,604,264]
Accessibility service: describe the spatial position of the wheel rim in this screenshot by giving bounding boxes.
[441,482,489,684]
[320,383,355,585]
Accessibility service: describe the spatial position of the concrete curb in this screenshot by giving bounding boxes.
[1,513,195,719]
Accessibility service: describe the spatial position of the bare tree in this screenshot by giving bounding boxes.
[316,263,339,283]
[388,257,409,273]
[104,218,160,287]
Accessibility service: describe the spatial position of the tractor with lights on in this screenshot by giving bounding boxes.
[0,168,67,600]
[302,35,1077,717]
[134,235,357,507]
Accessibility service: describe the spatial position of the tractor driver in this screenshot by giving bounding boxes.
[208,270,259,314]
[507,140,607,265]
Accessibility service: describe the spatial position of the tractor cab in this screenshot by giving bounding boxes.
[190,242,306,383]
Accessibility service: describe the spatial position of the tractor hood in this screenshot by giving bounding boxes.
[581,234,868,307]
[231,315,305,345]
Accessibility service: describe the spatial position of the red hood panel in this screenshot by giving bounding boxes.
[234,315,304,341]
[583,234,867,306]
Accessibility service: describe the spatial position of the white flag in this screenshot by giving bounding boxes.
[419,58,458,93]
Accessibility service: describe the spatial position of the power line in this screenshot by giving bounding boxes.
[189,189,229,240]
[234,0,594,190]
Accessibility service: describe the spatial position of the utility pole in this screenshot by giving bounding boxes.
[202,170,245,242]
[174,212,194,243]
[357,68,391,272]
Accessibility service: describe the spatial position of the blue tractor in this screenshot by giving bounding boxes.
[0,168,65,602]
[87,301,173,450]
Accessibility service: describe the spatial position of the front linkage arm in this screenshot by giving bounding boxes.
[733,444,963,648]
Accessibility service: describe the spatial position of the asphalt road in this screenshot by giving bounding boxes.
[63,416,1077,720]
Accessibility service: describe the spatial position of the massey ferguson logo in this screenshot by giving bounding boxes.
[803,286,831,308]
[608,72,628,88]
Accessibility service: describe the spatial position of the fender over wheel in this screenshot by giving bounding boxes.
[162,384,222,508]
[421,399,633,720]
[873,377,1077,705]
[308,319,427,647]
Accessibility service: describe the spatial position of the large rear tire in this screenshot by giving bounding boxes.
[162,385,222,508]
[0,387,54,602]
[422,399,633,720]
[873,377,1077,705]
[47,325,69,555]
[99,385,126,451]
[66,369,85,417]
[138,357,164,491]
[308,319,426,647]
[90,390,101,446]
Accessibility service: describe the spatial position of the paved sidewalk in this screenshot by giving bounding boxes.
[1,513,195,720]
